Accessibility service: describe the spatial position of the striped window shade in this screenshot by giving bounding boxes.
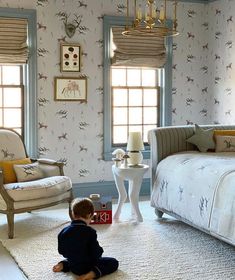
[0,17,28,64]
[111,27,166,68]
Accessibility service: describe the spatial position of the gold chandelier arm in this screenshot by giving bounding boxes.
[173,1,178,31]
[164,0,167,21]
[124,0,130,31]
[149,0,152,18]
[134,0,137,18]
[127,0,129,17]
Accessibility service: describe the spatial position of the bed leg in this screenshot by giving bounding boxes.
[155,208,163,218]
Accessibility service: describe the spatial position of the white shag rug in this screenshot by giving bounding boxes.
[1,201,235,280]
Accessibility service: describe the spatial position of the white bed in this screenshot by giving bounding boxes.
[148,125,235,246]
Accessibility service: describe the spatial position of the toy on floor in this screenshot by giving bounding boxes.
[89,194,112,224]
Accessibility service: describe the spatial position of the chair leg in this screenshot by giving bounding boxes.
[7,212,14,239]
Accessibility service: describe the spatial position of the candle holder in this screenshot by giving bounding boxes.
[126,132,144,166]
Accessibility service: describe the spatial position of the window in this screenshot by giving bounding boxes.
[0,8,37,157]
[0,65,24,135]
[112,67,159,145]
[103,16,173,160]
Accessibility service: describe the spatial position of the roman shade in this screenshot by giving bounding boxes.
[0,17,28,64]
[111,27,166,68]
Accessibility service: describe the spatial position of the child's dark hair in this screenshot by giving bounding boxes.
[71,198,94,219]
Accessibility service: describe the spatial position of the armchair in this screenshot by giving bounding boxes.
[0,128,73,239]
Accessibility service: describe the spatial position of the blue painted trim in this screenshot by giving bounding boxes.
[24,10,38,158]
[72,178,150,198]
[0,8,37,157]
[103,15,171,161]
[103,16,113,161]
[103,16,134,161]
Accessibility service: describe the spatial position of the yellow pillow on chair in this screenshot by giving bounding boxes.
[0,158,31,184]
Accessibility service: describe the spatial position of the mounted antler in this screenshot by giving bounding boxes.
[56,12,83,38]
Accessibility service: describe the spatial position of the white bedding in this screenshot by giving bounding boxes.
[151,152,235,244]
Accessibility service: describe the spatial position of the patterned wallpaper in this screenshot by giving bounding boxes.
[0,0,232,185]
[172,2,209,125]
[207,0,235,125]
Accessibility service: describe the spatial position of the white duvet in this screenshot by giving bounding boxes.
[151,151,235,244]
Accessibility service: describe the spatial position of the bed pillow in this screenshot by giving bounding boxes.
[186,124,215,152]
[214,130,235,137]
[0,158,31,184]
[215,135,235,152]
[14,162,44,182]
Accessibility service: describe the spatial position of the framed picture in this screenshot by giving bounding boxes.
[54,77,87,101]
[60,43,81,72]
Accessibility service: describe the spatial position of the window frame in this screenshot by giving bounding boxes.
[0,7,37,157]
[103,15,172,161]
[0,65,24,133]
[111,67,160,145]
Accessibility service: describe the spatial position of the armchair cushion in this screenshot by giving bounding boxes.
[14,162,44,182]
[0,158,31,184]
[4,176,72,201]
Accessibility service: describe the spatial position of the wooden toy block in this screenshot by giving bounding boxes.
[90,195,112,224]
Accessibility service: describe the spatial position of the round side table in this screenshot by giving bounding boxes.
[112,164,149,222]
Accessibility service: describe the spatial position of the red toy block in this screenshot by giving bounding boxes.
[90,195,112,224]
[91,210,112,224]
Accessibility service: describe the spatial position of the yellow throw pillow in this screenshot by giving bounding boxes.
[0,158,31,184]
[214,130,235,137]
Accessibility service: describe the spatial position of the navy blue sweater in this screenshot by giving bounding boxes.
[58,219,104,272]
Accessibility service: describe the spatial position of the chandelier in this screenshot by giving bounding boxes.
[122,0,179,37]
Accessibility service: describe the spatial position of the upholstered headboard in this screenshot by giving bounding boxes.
[148,124,235,188]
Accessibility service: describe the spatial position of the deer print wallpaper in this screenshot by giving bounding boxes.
[172,2,209,125]
[206,0,235,125]
[0,0,233,186]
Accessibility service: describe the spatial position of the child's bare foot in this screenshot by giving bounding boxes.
[52,262,63,272]
[77,271,96,280]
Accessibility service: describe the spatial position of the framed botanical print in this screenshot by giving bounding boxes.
[60,43,81,72]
